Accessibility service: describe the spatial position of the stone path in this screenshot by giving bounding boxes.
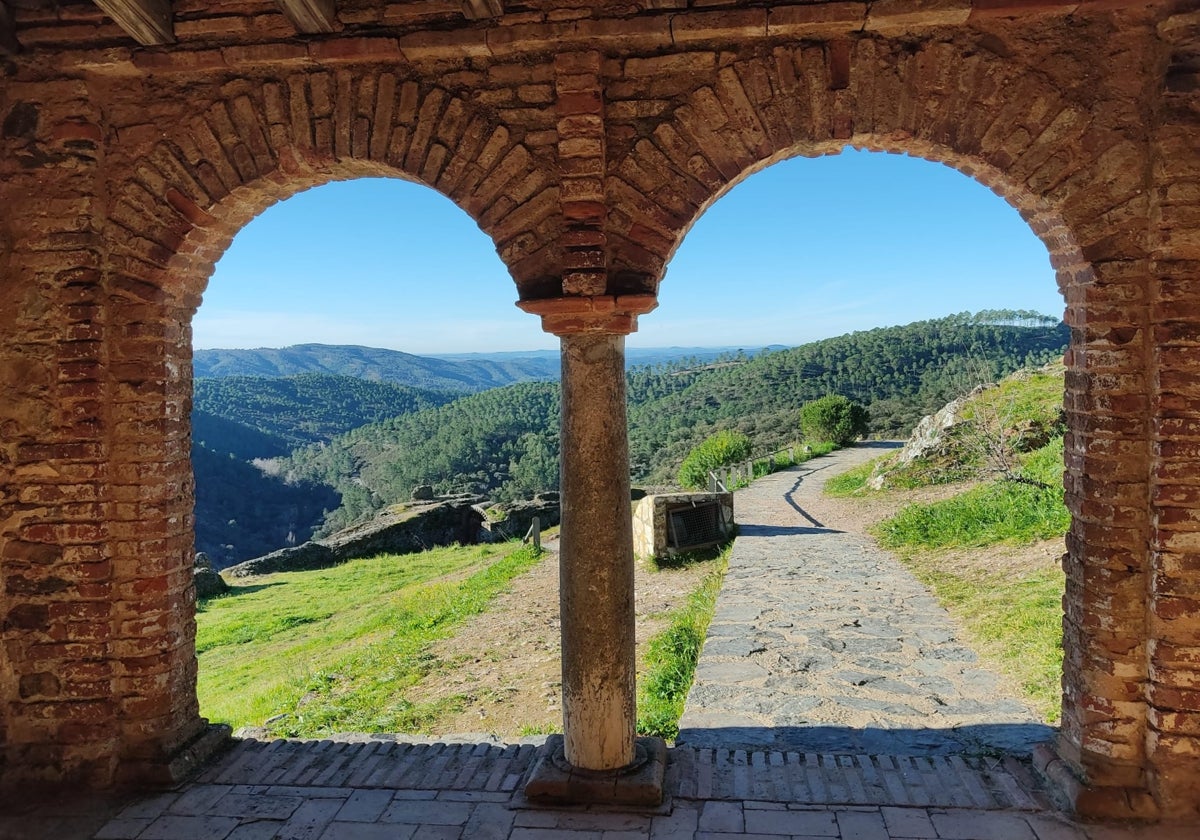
[678,444,1054,756]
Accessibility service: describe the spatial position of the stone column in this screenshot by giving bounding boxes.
[518,294,664,803]
[558,329,636,769]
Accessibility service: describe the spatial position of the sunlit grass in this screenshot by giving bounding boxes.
[636,546,729,740]
[196,542,542,736]
[875,439,1067,549]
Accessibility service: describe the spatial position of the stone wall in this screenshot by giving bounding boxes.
[633,492,734,562]
[0,0,1197,818]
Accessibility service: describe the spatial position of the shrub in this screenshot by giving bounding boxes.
[800,395,870,445]
[677,430,754,489]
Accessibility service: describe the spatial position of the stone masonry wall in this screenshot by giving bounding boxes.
[0,0,1197,819]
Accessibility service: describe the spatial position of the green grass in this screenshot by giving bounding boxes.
[875,439,1068,549]
[636,546,729,740]
[822,459,879,497]
[722,441,838,491]
[196,542,542,736]
[876,482,1069,549]
[899,558,1065,722]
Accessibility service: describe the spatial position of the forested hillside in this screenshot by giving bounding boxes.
[192,373,458,565]
[194,343,558,389]
[193,445,340,567]
[194,374,457,450]
[278,382,560,533]
[272,312,1067,532]
[628,311,1067,481]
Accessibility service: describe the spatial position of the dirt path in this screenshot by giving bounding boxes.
[406,536,716,738]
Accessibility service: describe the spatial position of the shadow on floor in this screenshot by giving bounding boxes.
[675,722,1057,757]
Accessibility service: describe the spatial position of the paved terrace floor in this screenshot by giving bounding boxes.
[4,446,1198,839]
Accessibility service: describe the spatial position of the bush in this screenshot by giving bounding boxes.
[800,395,869,445]
[677,430,754,489]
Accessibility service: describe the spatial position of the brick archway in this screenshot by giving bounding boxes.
[1,0,1197,822]
[594,36,1177,814]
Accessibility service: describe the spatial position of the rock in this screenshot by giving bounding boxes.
[325,497,485,561]
[411,484,436,501]
[194,566,229,598]
[223,542,336,578]
[194,551,214,571]
[222,496,489,576]
[868,389,986,489]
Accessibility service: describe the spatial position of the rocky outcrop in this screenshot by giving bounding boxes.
[223,495,487,578]
[477,493,560,541]
[194,552,230,597]
[868,385,991,490]
[223,543,337,578]
[324,495,486,561]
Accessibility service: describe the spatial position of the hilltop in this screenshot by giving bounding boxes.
[193,343,768,391]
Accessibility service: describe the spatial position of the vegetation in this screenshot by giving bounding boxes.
[192,444,340,566]
[196,542,542,736]
[194,374,457,451]
[677,430,754,490]
[900,557,1065,721]
[878,448,1068,549]
[800,395,870,445]
[637,548,729,739]
[280,382,561,532]
[193,311,1068,556]
[627,311,1067,482]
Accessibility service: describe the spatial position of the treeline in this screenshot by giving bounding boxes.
[194,343,559,390]
[260,312,1066,532]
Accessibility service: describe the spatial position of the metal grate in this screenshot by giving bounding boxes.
[667,501,723,550]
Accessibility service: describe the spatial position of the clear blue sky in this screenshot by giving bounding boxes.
[195,147,1062,354]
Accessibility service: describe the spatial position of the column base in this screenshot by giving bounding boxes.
[1032,743,1160,821]
[117,722,233,789]
[523,735,667,807]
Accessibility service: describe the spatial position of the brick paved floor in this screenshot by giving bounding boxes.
[3,735,1196,839]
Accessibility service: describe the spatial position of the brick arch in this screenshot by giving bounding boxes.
[105,70,561,309]
[39,70,564,789]
[606,38,1138,287]
[606,37,1160,815]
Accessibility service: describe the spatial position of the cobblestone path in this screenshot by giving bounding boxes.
[678,444,1055,756]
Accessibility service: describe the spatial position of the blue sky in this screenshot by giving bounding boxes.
[194,147,1062,354]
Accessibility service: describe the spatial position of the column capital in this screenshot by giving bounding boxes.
[516,294,658,336]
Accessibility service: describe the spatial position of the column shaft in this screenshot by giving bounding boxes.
[558,331,637,770]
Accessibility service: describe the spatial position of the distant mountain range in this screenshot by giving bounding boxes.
[193,343,779,391]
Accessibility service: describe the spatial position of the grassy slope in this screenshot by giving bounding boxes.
[825,365,1068,721]
[197,542,542,736]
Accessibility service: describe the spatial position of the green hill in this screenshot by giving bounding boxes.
[280,382,561,533]
[192,444,341,567]
[193,373,458,451]
[192,373,457,566]
[276,312,1067,532]
[627,312,1066,481]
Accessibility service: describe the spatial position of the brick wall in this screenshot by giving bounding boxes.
[0,0,1196,819]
